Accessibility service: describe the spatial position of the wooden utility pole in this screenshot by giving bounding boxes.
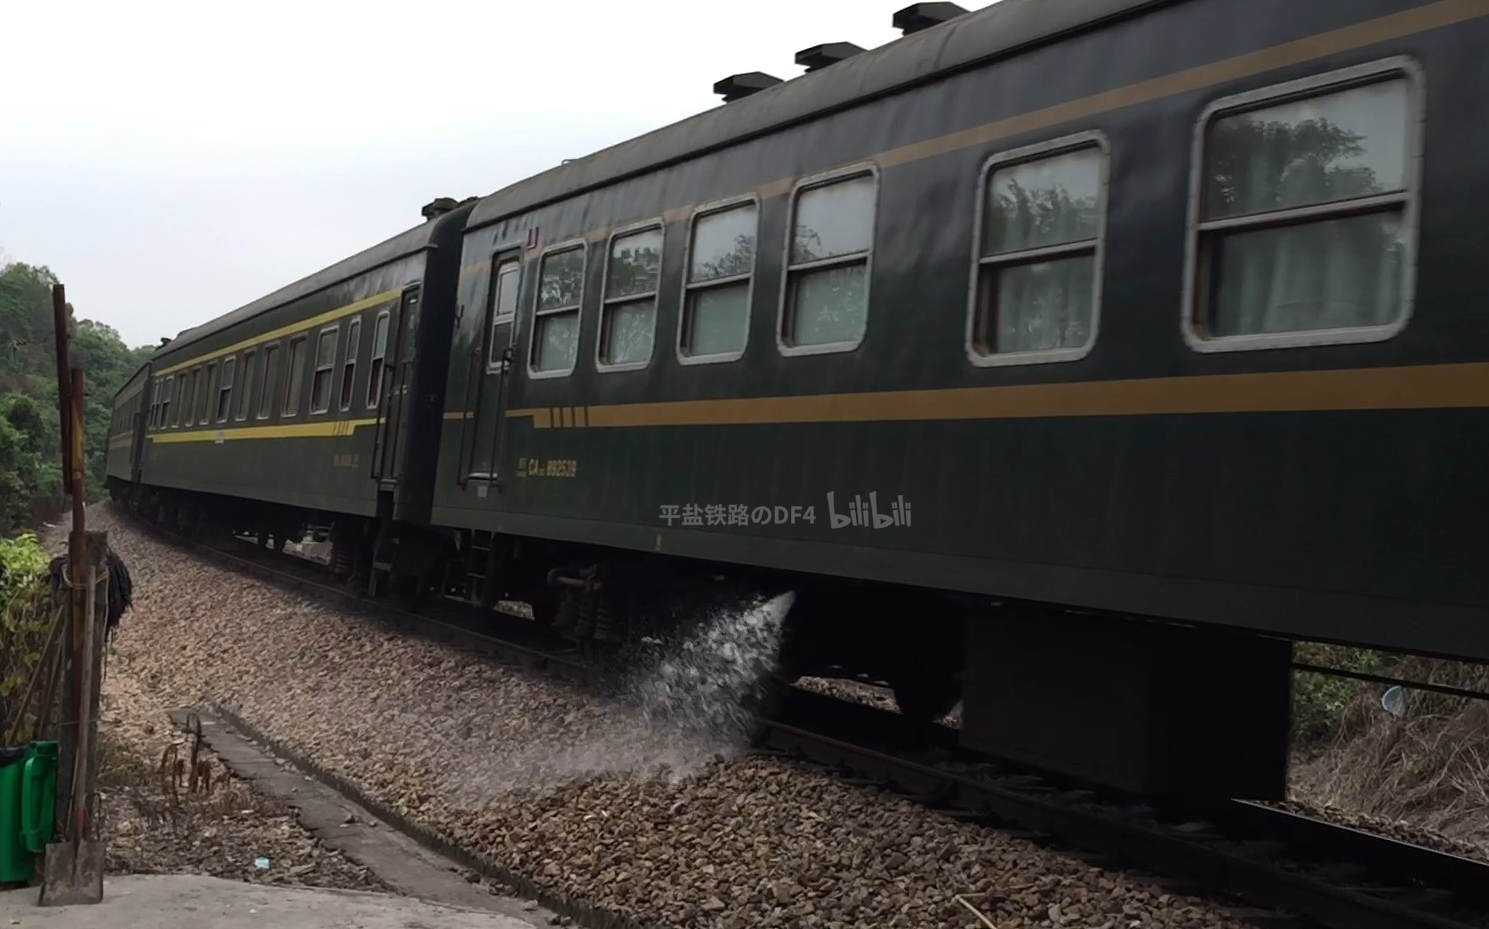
[39,282,105,905]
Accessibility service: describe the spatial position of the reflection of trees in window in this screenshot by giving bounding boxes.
[783,173,876,348]
[682,203,757,358]
[338,319,360,412]
[1196,77,1411,338]
[486,261,520,367]
[236,350,255,421]
[533,246,585,372]
[310,327,338,414]
[601,227,661,367]
[974,144,1103,357]
[216,356,236,423]
[259,344,281,420]
[283,337,307,416]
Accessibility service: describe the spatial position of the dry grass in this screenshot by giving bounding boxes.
[1291,654,1489,853]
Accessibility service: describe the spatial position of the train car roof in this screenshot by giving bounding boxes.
[466,0,1161,229]
[153,203,473,364]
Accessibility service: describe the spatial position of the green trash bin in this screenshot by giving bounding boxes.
[0,741,57,884]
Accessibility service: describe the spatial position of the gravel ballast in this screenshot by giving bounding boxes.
[97,632,389,891]
[95,505,1259,928]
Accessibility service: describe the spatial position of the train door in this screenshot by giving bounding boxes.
[129,370,152,483]
[458,249,522,486]
[371,283,421,485]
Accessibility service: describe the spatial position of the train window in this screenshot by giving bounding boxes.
[216,356,236,424]
[159,378,171,429]
[367,310,390,410]
[258,344,280,420]
[171,372,185,425]
[679,198,757,364]
[779,169,878,355]
[339,318,361,412]
[1184,59,1420,351]
[186,367,201,426]
[283,336,307,417]
[529,243,585,376]
[969,133,1107,366]
[598,222,662,370]
[201,363,217,425]
[487,259,521,369]
[310,325,338,415]
[235,350,255,421]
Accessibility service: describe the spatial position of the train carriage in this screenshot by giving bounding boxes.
[115,199,475,561]
[110,0,1489,802]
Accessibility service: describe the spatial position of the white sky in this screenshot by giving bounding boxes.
[1,0,988,349]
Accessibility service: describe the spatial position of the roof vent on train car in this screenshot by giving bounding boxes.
[421,197,461,221]
[892,2,969,35]
[714,71,785,102]
[795,42,866,73]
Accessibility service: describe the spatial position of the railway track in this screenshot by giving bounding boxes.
[123,508,1489,929]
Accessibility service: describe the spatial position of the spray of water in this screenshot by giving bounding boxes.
[624,589,796,743]
[445,590,796,802]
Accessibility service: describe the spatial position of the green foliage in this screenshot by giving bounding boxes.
[1293,642,1405,748]
[0,531,57,742]
[0,261,157,530]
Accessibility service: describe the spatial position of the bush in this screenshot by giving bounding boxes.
[1292,643,1404,749]
[0,531,60,743]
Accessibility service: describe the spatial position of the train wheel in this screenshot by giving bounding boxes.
[889,670,961,725]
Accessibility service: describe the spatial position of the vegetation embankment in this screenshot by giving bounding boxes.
[1291,642,1489,855]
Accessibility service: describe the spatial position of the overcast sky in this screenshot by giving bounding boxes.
[1,0,984,349]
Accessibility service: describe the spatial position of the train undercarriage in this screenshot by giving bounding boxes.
[112,478,1296,807]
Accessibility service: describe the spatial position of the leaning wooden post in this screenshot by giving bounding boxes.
[56,368,87,830]
[50,285,71,497]
[39,367,105,904]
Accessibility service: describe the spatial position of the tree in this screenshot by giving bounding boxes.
[0,262,158,525]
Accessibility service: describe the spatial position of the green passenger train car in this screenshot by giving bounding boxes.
[113,200,474,544]
[110,0,1489,800]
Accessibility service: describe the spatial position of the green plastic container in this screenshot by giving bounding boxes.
[0,741,57,884]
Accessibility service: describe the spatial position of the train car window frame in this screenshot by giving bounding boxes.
[965,131,1109,368]
[216,355,236,424]
[366,309,392,410]
[310,324,339,415]
[257,343,281,420]
[485,251,523,374]
[172,373,187,427]
[339,317,362,412]
[159,377,172,429]
[203,363,219,425]
[776,164,880,358]
[597,218,664,373]
[677,195,760,367]
[235,349,256,422]
[283,335,308,418]
[527,239,587,379]
[188,366,203,426]
[1181,56,1424,353]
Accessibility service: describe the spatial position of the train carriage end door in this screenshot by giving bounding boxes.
[372,283,422,485]
[129,377,150,482]
[460,250,522,486]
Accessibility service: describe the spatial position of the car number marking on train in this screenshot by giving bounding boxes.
[516,457,577,478]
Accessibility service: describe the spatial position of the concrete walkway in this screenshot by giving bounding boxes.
[0,875,544,928]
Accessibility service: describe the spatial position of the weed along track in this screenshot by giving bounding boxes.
[95,502,1489,929]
